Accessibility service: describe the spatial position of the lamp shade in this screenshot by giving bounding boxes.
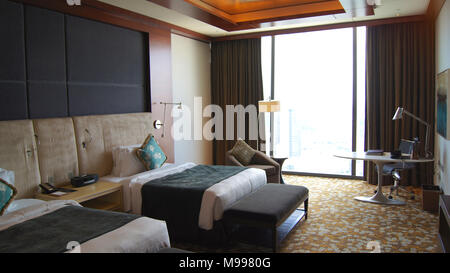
[393,107,404,120]
[259,100,280,113]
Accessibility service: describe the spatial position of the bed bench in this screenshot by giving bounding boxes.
[223,184,308,252]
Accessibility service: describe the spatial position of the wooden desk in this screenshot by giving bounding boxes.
[35,181,123,212]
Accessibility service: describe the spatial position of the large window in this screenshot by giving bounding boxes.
[262,27,366,178]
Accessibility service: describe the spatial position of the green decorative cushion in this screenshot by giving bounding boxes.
[231,139,256,166]
[137,134,167,170]
[0,178,17,216]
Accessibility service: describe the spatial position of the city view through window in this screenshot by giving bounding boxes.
[262,27,366,177]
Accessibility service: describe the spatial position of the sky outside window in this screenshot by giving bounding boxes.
[262,27,366,176]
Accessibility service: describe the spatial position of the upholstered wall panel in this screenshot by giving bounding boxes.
[66,15,149,116]
[25,5,67,119]
[28,83,68,118]
[73,113,153,177]
[0,0,28,120]
[0,120,40,198]
[67,85,146,116]
[0,83,28,120]
[0,0,150,121]
[25,6,66,81]
[33,118,79,186]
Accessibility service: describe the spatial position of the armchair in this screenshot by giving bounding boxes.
[226,150,281,184]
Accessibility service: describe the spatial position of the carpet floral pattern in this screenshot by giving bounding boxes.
[174,176,441,253]
[281,176,440,253]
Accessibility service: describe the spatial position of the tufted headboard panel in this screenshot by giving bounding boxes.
[72,113,153,177]
[33,117,79,187]
[0,120,41,198]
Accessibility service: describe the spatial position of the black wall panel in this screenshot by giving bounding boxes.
[0,0,149,121]
[28,83,68,118]
[0,83,28,120]
[68,85,146,116]
[0,0,27,120]
[25,6,67,119]
[65,15,148,116]
[66,16,147,84]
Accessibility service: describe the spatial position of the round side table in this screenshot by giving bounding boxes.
[271,157,288,184]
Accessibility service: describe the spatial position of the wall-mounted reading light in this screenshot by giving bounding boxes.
[153,101,182,138]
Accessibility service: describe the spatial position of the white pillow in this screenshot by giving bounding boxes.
[0,168,14,185]
[4,199,46,214]
[111,144,146,177]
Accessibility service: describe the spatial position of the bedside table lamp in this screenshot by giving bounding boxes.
[258,99,280,155]
[393,107,432,158]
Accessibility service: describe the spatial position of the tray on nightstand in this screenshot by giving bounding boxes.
[35,181,123,212]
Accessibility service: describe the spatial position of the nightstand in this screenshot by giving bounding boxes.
[35,181,123,212]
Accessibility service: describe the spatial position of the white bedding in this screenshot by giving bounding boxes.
[126,163,267,230]
[101,163,174,212]
[0,200,170,253]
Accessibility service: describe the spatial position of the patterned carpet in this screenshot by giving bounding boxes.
[174,175,441,253]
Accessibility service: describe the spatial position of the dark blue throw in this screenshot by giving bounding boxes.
[141,165,247,239]
[0,206,140,253]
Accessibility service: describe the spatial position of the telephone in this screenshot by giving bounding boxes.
[70,174,98,187]
[39,183,57,194]
[39,183,76,194]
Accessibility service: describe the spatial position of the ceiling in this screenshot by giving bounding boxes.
[182,0,346,25]
[98,0,430,37]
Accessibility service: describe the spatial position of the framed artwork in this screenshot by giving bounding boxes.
[437,69,449,139]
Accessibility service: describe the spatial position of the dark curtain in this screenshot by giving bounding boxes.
[365,20,435,186]
[211,39,264,165]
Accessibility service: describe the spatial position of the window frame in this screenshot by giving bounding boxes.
[264,27,365,180]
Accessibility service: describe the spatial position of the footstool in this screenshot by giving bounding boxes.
[223,184,309,252]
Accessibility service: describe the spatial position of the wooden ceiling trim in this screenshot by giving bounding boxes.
[199,0,327,15]
[147,0,376,31]
[184,0,236,23]
[146,0,243,31]
[213,15,427,41]
[426,0,446,19]
[184,0,345,24]
[232,1,345,23]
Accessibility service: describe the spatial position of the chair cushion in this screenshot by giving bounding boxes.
[224,184,309,225]
[381,163,415,174]
[247,164,276,176]
[230,139,256,166]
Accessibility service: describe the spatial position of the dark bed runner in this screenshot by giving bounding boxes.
[0,205,140,253]
[141,165,246,239]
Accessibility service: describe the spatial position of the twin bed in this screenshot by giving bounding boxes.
[0,164,266,252]
[0,200,170,253]
[105,162,266,242]
[0,163,267,253]
[0,113,267,253]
